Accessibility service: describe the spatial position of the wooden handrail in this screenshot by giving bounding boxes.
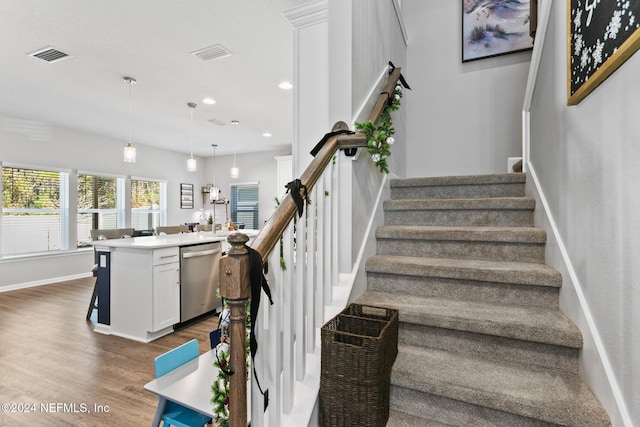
[366,67,402,124]
[251,66,403,262]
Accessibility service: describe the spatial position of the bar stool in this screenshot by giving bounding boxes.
[85,228,133,320]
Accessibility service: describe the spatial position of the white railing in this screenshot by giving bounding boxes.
[249,160,339,427]
[220,67,402,427]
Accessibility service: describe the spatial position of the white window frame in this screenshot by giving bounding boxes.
[0,162,70,257]
[130,176,167,231]
[76,171,126,247]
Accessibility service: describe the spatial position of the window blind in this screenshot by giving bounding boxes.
[1,167,68,255]
[230,183,259,229]
[77,174,122,246]
[131,179,163,231]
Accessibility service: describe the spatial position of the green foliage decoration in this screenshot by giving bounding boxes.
[210,294,251,427]
[354,84,403,174]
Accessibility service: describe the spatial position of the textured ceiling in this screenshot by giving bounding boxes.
[0,0,311,156]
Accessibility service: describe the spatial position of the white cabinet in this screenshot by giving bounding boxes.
[152,261,180,332]
[151,247,180,332]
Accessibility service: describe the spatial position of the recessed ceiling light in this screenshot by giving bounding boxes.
[203,98,216,105]
[262,132,272,137]
[278,81,293,90]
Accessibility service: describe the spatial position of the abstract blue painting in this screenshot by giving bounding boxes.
[462,0,534,62]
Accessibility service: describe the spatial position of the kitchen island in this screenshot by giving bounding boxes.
[92,230,258,342]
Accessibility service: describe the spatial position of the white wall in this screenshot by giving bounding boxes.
[0,115,209,222]
[529,0,640,424]
[403,0,530,178]
[346,0,407,298]
[200,148,292,229]
[0,114,290,289]
[352,0,408,178]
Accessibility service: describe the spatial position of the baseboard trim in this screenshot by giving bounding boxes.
[0,272,92,293]
[527,162,632,427]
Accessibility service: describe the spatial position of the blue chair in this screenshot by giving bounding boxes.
[154,339,212,427]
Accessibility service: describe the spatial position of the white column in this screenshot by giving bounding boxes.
[283,0,329,177]
[285,0,355,274]
[330,0,354,274]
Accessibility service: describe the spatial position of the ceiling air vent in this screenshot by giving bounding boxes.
[208,118,228,126]
[28,46,70,63]
[191,44,232,62]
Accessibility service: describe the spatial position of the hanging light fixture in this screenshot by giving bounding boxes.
[123,77,137,163]
[187,102,197,172]
[210,144,220,202]
[230,120,239,178]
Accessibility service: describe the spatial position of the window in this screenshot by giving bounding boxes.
[230,183,259,229]
[77,173,124,247]
[1,166,69,256]
[131,178,166,231]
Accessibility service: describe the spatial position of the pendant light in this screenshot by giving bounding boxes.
[123,77,137,163]
[186,102,197,172]
[210,144,220,202]
[230,120,239,178]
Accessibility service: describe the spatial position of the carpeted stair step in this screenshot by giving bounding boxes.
[389,345,611,427]
[390,173,526,200]
[358,290,582,348]
[387,409,452,427]
[368,172,609,425]
[376,225,547,263]
[357,289,581,372]
[384,197,535,227]
[366,255,561,308]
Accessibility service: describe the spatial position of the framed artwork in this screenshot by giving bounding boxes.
[462,0,535,62]
[180,183,194,209]
[568,0,640,105]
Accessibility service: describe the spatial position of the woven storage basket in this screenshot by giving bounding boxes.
[338,304,399,372]
[320,304,399,427]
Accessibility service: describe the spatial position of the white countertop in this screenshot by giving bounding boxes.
[92,229,259,250]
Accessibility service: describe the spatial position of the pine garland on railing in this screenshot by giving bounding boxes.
[211,298,251,427]
[354,84,403,174]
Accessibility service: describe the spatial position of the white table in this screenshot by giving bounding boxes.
[144,350,216,426]
[144,349,251,427]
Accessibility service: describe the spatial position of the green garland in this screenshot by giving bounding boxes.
[211,344,230,427]
[354,84,403,174]
[211,296,251,427]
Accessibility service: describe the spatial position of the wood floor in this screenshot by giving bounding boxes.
[0,277,219,426]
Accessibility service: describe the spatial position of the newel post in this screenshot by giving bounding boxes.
[219,232,251,427]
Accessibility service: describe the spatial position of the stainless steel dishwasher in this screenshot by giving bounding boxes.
[179,241,222,323]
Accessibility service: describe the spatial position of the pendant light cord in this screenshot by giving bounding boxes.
[213,144,217,185]
[128,82,132,144]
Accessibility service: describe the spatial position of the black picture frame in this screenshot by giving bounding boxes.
[180,183,194,209]
[567,0,640,105]
[462,0,534,62]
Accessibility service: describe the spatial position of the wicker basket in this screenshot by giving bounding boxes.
[320,304,399,427]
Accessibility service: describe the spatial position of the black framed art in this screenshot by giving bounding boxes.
[462,0,535,62]
[568,0,640,105]
[180,183,194,209]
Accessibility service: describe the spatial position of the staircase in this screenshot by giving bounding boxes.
[357,173,611,426]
